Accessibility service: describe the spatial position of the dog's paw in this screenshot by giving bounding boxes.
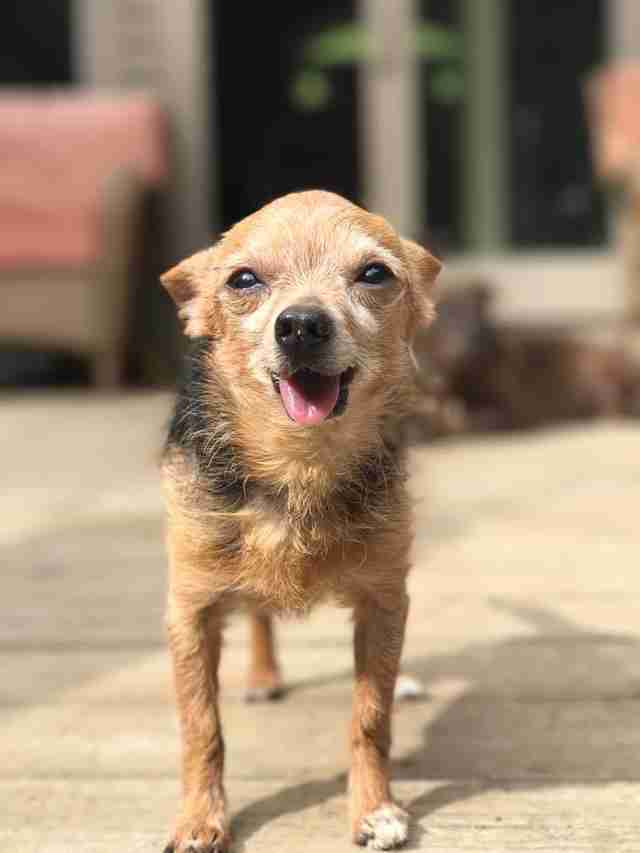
[164,811,230,853]
[163,840,228,853]
[354,803,409,850]
[163,832,229,853]
[394,673,425,702]
[245,669,285,703]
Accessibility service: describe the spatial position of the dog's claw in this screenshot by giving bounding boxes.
[164,842,227,853]
[355,803,409,850]
[164,825,230,853]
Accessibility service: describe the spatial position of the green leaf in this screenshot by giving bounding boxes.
[429,68,465,103]
[291,70,332,111]
[414,24,462,60]
[303,23,371,67]
[302,21,462,68]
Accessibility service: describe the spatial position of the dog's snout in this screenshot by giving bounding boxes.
[275,306,334,355]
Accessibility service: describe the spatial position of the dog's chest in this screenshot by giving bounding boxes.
[231,500,358,612]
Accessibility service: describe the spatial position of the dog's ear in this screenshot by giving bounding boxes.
[160,248,212,337]
[402,239,442,329]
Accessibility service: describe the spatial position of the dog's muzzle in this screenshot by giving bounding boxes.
[272,305,354,426]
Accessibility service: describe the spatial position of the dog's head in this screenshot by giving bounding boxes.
[162,191,441,445]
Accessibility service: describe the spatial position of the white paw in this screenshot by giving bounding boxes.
[356,803,409,850]
[244,683,285,703]
[394,673,425,701]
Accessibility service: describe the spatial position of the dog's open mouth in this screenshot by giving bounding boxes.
[271,367,355,425]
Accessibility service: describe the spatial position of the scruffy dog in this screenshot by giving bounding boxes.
[160,190,441,852]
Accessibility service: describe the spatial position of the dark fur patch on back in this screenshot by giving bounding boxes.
[166,337,211,449]
[166,337,247,506]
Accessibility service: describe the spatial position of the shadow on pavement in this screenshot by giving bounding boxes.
[233,598,640,848]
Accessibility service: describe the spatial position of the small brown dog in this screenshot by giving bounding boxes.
[160,190,441,852]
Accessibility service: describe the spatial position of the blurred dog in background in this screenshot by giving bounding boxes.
[408,280,640,441]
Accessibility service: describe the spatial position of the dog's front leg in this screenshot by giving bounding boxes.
[165,601,230,853]
[350,590,409,850]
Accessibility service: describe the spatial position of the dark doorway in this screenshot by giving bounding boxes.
[508,0,606,247]
[0,1,72,86]
[213,1,359,231]
[419,0,463,253]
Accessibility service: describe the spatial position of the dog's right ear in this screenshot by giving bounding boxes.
[160,248,212,337]
[402,238,443,331]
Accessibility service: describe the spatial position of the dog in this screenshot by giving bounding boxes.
[160,190,442,852]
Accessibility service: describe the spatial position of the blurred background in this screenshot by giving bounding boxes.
[2,0,639,417]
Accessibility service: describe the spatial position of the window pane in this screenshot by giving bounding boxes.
[0,1,72,85]
[419,0,463,253]
[508,0,606,247]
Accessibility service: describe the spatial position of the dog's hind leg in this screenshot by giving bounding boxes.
[245,608,285,702]
[165,601,230,853]
[350,589,410,850]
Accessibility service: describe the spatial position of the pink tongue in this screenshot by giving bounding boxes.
[279,372,340,425]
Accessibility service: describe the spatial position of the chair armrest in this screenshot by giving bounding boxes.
[89,167,146,354]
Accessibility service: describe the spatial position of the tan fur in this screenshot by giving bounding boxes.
[160,191,441,852]
[246,609,283,701]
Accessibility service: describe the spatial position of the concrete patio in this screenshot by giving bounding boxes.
[2,392,639,852]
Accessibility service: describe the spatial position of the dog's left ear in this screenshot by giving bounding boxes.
[402,239,442,329]
[160,248,212,337]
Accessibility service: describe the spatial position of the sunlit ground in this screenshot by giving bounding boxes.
[2,392,639,851]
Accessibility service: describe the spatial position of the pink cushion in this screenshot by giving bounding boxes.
[586,63,640,181]
[0,91,168,269]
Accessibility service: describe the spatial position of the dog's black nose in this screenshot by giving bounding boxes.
[275,306,333,355]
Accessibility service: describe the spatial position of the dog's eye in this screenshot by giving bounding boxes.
[227,269,262,291]
[356,263,393,287]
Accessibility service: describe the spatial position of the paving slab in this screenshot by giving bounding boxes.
[1,392,639,851]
